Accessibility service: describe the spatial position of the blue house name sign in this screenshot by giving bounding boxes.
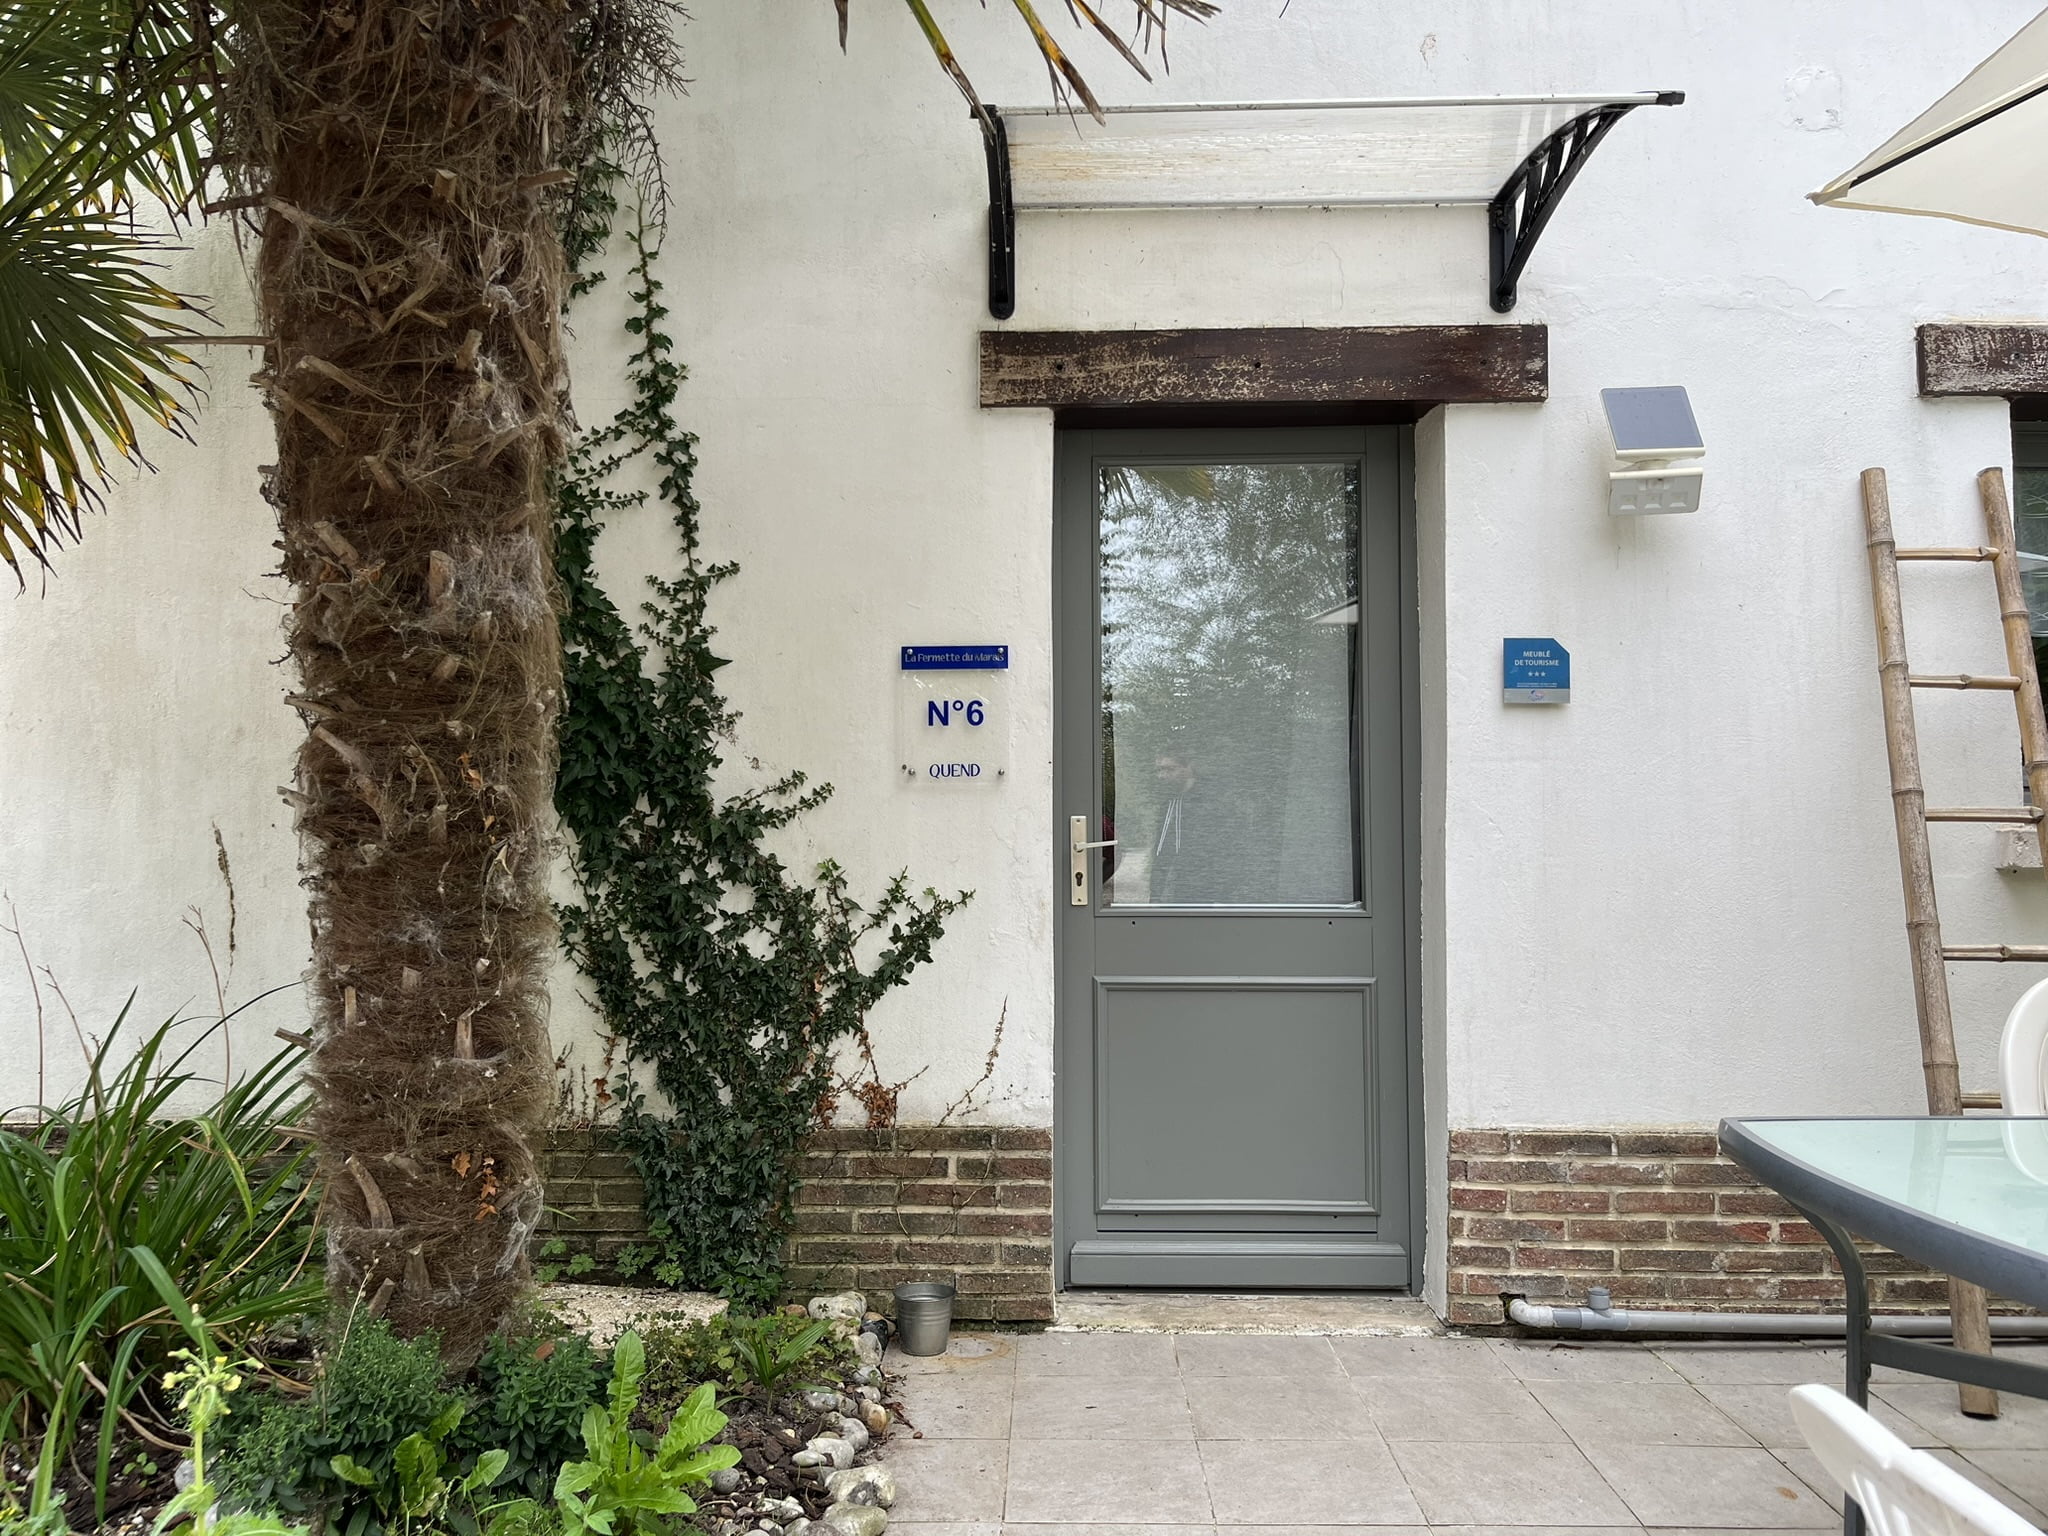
[900,645,1009,784]
[1503,637,1570,705]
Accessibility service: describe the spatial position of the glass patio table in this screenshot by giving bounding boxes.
[1720,1116,2048,1535]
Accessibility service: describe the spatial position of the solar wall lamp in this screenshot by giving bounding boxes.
[1603,385,1704,515]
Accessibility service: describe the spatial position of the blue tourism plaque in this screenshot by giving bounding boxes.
[1503,638,1570,704]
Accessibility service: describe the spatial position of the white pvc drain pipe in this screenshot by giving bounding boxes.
[1508,1293,2048,1337]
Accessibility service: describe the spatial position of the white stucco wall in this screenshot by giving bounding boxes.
[7,1,2048,1167]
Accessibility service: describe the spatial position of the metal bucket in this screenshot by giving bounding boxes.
[893,1280,956,1356]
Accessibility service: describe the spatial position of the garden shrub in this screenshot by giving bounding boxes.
[217,1316,465,1536]
[452,1327,610,1501]
[479,1332,737,1536]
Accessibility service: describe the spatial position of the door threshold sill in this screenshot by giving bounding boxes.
[1052,1290,1439,1336]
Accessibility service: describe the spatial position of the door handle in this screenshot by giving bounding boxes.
[1069,815,1118,906]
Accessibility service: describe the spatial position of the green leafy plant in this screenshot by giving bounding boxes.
[0,1488,70,1536]
[0,0,226,580]
[635,1311,854,1429]
[330,1404,508,1536]
[454,1329,610,1502]
[214,1316,466,1536]
[552,204,967,1305]
[727,1316,829,1404]
[531,1240,596,1287]
[0,1005,320,1522]
[483,1332,737,1536]
[151,1339,307,1536]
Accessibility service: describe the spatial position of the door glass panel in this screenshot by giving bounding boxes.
[1099,460,1360,907]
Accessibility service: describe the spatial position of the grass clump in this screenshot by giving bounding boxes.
[0,1007,320,1524]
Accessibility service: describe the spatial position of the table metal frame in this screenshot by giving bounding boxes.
[1788,1199,2048,1535]
[1720,1117,2048,1536]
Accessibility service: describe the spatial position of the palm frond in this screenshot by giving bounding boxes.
[1007,0,1104,122]
[0,0,221,580]
[897,0,993,133]
[0,178,199,572]
[858,0,1216,127]
[0,2,217,214]
[1065,0,1152,85]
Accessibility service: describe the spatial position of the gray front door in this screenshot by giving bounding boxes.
[1054,426,1416,1290]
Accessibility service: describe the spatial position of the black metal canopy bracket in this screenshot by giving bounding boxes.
[980,94,1683,320]
[1488,91,1684,313]
[983,109,1017,321]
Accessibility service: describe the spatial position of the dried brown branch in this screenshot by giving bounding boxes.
[938,997,1008,1125]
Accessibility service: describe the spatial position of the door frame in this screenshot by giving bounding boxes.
[1050,421,1425,1294]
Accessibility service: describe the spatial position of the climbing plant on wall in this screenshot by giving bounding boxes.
[546,0,1224,1305]
[551,187,967,1305]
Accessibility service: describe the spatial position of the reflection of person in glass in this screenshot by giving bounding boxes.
[1149,749,1227,902]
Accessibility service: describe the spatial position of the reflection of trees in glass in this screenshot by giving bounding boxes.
[1099,461,1359,905]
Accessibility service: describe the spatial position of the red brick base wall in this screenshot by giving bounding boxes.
[1447,1127,1999,1328]
[541,1125,1056,1322]
[787,1126,1055,1323]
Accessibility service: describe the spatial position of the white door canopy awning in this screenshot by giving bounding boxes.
[1812,8,2048,237]
[977,92,1685,318]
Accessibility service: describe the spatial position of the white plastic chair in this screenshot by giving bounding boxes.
[1999,977,2048,1117]
[1788,1384,2039,1535]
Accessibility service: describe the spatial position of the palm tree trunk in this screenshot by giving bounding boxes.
[234,0,572,1363]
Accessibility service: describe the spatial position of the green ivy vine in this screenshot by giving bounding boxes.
[551,177,967,1305]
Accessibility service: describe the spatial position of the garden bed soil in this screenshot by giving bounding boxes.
[18,1368,901,1536]
[2,1430,175,1536]
[702,1399,878,1527]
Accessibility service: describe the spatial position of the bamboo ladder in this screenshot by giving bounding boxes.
[1862,465,2048,1419]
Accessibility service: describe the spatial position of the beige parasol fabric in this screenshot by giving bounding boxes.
[1812,8,2048,237]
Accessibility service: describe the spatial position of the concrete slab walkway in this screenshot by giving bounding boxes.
[879,1332,2048,1534]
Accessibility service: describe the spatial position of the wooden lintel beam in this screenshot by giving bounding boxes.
[979,325,1548,409]
[1918,323,2048,397]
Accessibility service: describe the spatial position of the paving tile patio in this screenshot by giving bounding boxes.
[1526,1382,1755,1447]
[1332,1335,1514,1380]
[1930,1448,2048,1524]
[1015,1331,1181,1378]
[1696,1381,1937,1449]
[1873,1380,2048,1449]
[1184,1371,1376,1440]
[1647,1344,1838,1387]
[1005,1440,1214,1525]
[1201,1438,1425,1525]
[898,1368,1016,1440]
[1010,1374,1194,1440]
[1391,1441,1638,1525]
[881,1330,2046,1530]
[1575,1443,1834,1528]
[1356,1375,1569,1444]
[1176,1333,1345,1377]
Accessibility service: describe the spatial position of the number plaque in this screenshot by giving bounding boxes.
[899,646,1009,785]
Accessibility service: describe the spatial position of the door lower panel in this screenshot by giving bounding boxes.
[1093,976,1379,1228]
